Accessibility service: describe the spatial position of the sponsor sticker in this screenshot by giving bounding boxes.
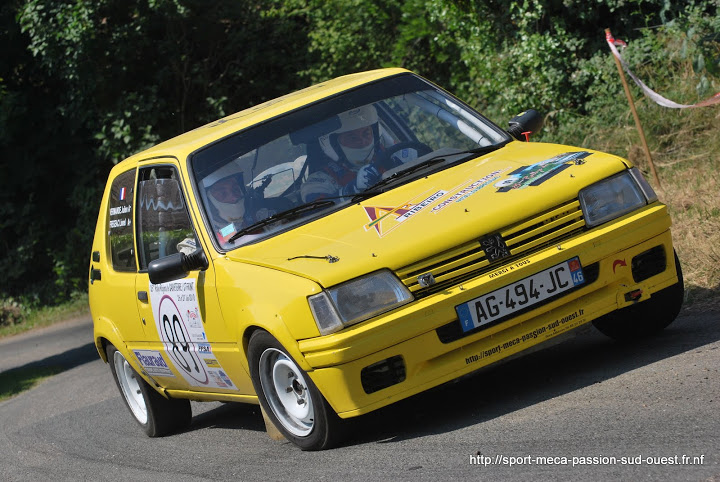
[431,169,510,213]
[363,190,447,237]
[149,279,237,390]
[494,152,591,192]
[134,350,175,378]
[464,308,586,366]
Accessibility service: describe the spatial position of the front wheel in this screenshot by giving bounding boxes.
[247,330,341,450]
[593,251,684,341]
[106,344,191,437]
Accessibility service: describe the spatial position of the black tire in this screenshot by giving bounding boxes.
[247,330,342,450]
[106,344,191,437]
[593,251,684,341]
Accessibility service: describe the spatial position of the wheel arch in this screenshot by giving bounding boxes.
[240,320,314,374]
[92,315,126,363]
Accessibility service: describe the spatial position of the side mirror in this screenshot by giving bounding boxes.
[148,249,209,285]
[507,109,543,141]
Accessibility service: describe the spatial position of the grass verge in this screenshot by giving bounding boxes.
[607,100,720,310]
[0,366,65,401]
[0,293,90,339]
[546,62,720,310]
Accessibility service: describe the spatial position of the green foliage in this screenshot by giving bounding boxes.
[0,298,26,327]
[300,0,403,81]
[0,0,718,307]
[0,292,89,338]
[1,0,313,303]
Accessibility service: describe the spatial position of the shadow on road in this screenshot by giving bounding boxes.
[0,342,98,399]
[187,401,266,433]
[341,308,720,447]
[1,342,98,375]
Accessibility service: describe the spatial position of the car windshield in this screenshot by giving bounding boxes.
[191,73,509,250]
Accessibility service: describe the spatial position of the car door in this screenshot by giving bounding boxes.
[130,161,252,394]
[90,168,150,342]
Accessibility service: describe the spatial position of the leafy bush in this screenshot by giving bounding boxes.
[0,298,26,327]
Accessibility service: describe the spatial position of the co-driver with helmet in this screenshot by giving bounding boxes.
[300,104,391,202]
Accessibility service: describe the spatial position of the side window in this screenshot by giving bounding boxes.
[136,166,196,270]
[108,169,137,272]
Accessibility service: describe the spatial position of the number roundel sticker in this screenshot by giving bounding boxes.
[148,278,237,390]
[157,294,209,385]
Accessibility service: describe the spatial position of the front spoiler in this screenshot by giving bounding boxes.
[302,205,678,417]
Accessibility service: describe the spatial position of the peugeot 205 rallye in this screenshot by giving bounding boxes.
[89,68,683,450]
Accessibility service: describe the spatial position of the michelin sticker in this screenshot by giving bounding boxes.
[149,279,237,390]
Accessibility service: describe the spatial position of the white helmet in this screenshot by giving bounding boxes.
[202,160,246,223]
[320,104,378,167]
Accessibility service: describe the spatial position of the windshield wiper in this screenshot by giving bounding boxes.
[366,157,447,192]
[228,199,336,243]
[366,143,506,192]
[229,144,508,243]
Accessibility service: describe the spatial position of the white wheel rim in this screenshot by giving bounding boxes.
[113,351,148,424]
[259,348,314,437]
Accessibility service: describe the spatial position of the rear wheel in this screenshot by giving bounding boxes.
[247,330,341,450]
[106,344,191,436]
[593,251,684,341]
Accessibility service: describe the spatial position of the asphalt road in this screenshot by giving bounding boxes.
[0,310,718,481]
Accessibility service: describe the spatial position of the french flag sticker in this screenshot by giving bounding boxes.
[119,187,126,201]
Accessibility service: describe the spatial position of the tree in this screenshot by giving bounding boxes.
[2,0,313,302]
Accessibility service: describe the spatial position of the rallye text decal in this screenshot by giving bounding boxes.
[362,165,513,236]
[364,189,447,237]
[494,152,591,192]
[149,279,237,390]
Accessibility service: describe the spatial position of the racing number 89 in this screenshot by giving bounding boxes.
[163,313,199,375]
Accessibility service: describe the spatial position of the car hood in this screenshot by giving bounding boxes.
[226,142,629,288]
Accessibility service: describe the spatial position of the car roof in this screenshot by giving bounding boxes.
[120,67,411,166]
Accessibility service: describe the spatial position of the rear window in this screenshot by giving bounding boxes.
[107,169,137,272]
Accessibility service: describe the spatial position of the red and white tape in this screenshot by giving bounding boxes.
[605,30,720,108]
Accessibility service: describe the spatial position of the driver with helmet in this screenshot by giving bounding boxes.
[301,104,387,202]
[202,160,253,245]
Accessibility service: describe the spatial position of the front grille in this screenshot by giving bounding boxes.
[396,199,585,298]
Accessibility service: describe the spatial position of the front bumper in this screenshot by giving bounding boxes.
[299,204,679,418]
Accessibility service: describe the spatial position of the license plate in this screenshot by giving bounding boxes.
[456,257,585,333]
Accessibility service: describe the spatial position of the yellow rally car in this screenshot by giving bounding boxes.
[89,68,683,450]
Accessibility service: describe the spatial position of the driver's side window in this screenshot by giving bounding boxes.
[135,166,196,270]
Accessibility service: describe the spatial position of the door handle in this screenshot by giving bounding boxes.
[90,265,102,284]
[137,291,148,302]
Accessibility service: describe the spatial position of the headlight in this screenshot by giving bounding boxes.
[308,270,413,335]
[579,168,657,227]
